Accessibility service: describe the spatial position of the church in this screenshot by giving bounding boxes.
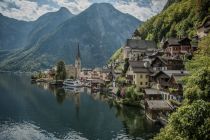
[65,44,81,79]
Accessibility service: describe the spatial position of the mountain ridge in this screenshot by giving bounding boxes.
[0,3,141,71]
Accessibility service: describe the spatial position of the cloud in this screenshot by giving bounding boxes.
[0,0,57,21]
[0,0,167,21]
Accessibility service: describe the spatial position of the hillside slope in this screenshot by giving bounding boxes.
[137,0,210,42]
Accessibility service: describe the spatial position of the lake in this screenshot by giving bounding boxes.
[0,73,160,140]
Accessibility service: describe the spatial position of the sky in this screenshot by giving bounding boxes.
[0,0,167,21]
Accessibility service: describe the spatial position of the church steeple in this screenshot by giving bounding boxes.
[76,43,80,60]
[75,43,81,79]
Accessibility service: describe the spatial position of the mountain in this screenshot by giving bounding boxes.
[0,3,141,71]
[136,0,210,42]
[0,7,74,50]
[0,14,32,50]
[26,7,74,48]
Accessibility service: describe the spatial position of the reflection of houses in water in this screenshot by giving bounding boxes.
[111,104,159,138]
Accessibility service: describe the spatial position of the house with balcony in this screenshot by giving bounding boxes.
[162,37,192,57]
[150,70,188,103]
[150,56,184,71]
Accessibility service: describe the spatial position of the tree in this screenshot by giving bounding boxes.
[56,61,66,80]
[196,0,210,21]
[122,58,129,74]
[183,68,210,102]
[183,34,210,102]
[154,100,210,140]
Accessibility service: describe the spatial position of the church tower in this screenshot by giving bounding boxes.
[75,43,81,79]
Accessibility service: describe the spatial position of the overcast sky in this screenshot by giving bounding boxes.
[0,0,167,21]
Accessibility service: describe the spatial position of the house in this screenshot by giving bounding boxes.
[101,68,113,82]
[197,16,210,39]
[166,73,188,102]
[126,61,152,89]
[123,38,157,60]
[150,56,184,71]
[163,37,192,57]
[150,70,188,102]
[91,68,103,79]
[150,70,188,91]
[80,68,92,81]
[145,100,173,121]
[144,88,162,100]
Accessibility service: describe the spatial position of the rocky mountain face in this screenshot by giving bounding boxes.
[0,3,141,71]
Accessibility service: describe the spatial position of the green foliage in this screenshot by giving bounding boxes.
[56,61,66,80]
[122,58,129,74]
[138,0,210,42]
[183,34,210,102]
[154,100,210,140]
[109,48,123,63]
[125,85,142,101]
[196,0,210,21]
[183,68,210,102]
[116,76,126,85]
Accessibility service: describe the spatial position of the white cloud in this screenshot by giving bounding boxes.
[51,0,91,14]
[0,0,167,21]
[0,0,57,21]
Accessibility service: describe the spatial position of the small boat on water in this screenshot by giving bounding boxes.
[63,79,81,87]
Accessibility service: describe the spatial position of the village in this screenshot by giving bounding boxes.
[31,16,210,124]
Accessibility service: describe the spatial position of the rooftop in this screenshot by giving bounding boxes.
[126,39,157,49]
[145,89,161,95]
[163,70,188,77]
[146,100,172,110]
[166,38,179,46]
[129,60,151,73]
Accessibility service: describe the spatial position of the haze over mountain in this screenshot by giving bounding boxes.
[0,7,74,50]
[0,0,167,21]
[0,3,141,71]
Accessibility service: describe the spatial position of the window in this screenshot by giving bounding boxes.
[145,82,148,85]
[140,82,143,85]
[140,75,143,78]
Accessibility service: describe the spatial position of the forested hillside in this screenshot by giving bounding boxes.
[136,0,210,42]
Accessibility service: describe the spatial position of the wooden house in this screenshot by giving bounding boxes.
[151,56,184,71]
[145,100,173,121]
[163,37,192,57]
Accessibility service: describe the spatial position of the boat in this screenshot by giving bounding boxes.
[63,79,81,87]
[64,87,81,93]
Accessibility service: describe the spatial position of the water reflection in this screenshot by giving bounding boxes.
[0,73,160,140]
[37,83,160,140]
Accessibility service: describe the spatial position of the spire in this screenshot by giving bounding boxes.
[76,43,80,59]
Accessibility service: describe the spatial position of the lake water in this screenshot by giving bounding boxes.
[0,73,160,140]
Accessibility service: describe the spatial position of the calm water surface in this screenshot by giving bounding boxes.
[0,73,160,140]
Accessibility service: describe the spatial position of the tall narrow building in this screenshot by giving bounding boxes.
[75,43,81,79]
